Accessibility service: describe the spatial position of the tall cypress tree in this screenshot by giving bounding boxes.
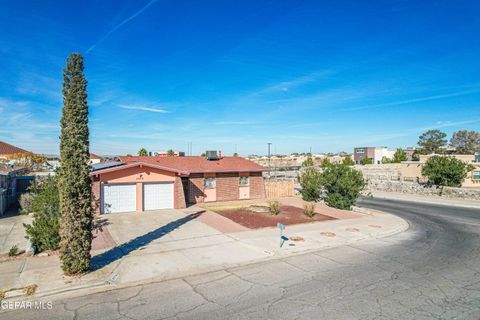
[59,53,92,275]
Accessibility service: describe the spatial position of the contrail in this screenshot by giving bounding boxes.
[86,0,159,53]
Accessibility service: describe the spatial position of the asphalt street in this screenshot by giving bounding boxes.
[2,197,480,320]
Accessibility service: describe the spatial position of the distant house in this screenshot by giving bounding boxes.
[354,147,395,164]
[90,152,267,214]
[0,141,29,159]
[89,153,103,165]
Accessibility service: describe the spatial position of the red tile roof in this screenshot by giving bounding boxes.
[90,153,102,159]
[0,141,29,156]
[119,156,267,173]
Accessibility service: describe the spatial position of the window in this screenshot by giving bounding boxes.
[475,153,480,163]
[204,177,216,188]
[239,176,250,186]
[355,148,365,154]
[473,170,480,181]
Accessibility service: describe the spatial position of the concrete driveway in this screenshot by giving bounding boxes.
[91,208,271,285]
[0,211,31,255]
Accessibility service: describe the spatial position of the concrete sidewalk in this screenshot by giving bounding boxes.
[0,205,408,301]
[369,191,480,209]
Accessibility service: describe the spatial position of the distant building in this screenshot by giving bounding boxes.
[89,153,103,165]
[354,147,395,164]
[399,154,480,188]
[148,151,185,157]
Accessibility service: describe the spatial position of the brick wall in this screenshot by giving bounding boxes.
[188,173,205,204]
[174,176,186,208]
[91,179,101,216]
[249,171,266,199]
[216,173,240,201]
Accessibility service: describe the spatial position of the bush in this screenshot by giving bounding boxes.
[268,201,281,215]
[299,167,322,201]
[421,155,469,187]
[303,202,316,218]
[19,193,34,215]
[23,176,60,252]
[8,244,19,257]
[360,157,373,165]
[320,164,366,210]
[342,156,355,166]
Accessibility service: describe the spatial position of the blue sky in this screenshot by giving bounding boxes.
[1,0,479,156]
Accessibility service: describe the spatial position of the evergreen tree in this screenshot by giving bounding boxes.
[320,164,366,210]
[138,148,148,156]
[392,148,408,163]
[450,130,480,154]
[417,130,447,153]
[23,176,60,252]
[59,53,92,275]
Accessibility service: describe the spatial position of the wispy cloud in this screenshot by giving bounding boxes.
[118,104,168,113]
[86,0,159,53]
[214,121,254,125]
[345,89,480,112]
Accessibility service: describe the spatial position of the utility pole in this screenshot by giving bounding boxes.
[267,142,272,178]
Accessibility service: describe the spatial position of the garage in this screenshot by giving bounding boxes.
[102,184,136,213]
[143,182,174,210]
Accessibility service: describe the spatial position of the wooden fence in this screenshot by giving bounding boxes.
[265,180,295,198]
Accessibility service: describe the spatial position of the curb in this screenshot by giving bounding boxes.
[370,193,480,209]
[2,213,410,303]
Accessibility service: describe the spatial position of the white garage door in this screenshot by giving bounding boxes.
[102,184,136,213]
[143,183,174,211]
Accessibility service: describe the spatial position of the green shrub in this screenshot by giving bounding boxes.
[342,156,355,166]
[8,244,19,257]
[421,155,469,187]
[268,201,281,215]
[360,157,373,165]
[299,167,322,201]
[320,164,366,210]
[23,176,60,252]
[303,202,316,218]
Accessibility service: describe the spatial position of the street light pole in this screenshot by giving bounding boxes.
[267,142,272,178]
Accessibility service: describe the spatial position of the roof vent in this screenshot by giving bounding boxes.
[205,150,219,161]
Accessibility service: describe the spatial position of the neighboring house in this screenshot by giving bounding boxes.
[89,153,103,164]
[0,167,23,215]
[398,154,480,188]
[90,153,267,214]
[354,147,395,164]
[0,141,29,159]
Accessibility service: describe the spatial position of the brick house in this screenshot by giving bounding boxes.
[0,141,29,159]
[90,155,267,214]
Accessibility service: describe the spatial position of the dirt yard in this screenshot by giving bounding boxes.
[213,205,336,229]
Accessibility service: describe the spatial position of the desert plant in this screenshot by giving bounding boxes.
[19,192,34,215]
[268,200,281,215]
[8,244,19,257]
[299,167,322,201]
[59,53,93,275]
[24,284,38,296]
[303,202,316,218]
[421,155,469,187]
[320,164,366,210]
[23,176,60,252]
